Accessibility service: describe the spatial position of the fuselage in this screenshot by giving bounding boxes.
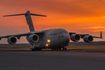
[28,28,70,49]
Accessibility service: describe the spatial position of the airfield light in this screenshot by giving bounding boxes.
[47,39,51,43]
[46,44,49,47]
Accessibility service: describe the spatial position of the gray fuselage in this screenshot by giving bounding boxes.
[28,28,70,49]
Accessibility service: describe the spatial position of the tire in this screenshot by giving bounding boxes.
[32,48,41,51]
[63,47,67,51]
[59,48,61,50]
[64,48,67,50]
[57,48,58,50]
[54,48,56,50]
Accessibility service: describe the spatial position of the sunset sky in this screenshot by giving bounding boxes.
[0,0,105,43]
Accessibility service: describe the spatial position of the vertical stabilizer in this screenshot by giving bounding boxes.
[25,11,35,32]
[3,11,47,32]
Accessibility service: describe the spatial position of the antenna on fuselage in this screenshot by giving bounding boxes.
[3,11,47,32]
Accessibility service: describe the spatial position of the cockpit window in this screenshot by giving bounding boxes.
[59,32,63,35]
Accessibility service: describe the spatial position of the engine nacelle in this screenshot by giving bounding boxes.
[70,34,80,42]
[7,36,17,45]
[83,35,93,43]
[28,34,39,42]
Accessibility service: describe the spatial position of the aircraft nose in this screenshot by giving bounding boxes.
[48,34,70,47]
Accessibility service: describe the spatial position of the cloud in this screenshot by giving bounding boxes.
[0,0,105,17]
[85,26,105,32]
[0,0,105,43]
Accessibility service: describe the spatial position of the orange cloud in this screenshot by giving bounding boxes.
[0,0,105,43]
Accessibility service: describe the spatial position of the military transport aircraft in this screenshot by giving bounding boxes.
[0,11,103,51]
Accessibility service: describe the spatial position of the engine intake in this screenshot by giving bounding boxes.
[7,36,17,45]
[28,34,39,42]
[83,35,93,43]
[70,34,80,42]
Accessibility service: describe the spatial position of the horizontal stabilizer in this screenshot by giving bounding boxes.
[30,13,47,17]
[3,11,47,32]
[3,13,26,17]
[3,13,47,17]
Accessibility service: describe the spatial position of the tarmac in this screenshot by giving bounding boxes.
[0,49,105,70]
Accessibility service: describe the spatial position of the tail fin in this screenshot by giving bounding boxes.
[3,11,47,32]
[25,11,35,31]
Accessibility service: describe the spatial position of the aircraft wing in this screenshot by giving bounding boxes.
[69,31,102,43]
[0,31,44,40]
[0,33,30,40]
[69,31,103,38]
[79,34,102,38]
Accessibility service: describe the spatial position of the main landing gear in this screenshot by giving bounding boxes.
[52,48,61,51]
[52,47,67,51]
[32,48,41,51]
[63,47,67,51]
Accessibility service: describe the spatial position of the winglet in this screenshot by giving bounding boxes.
[100,31,103,38]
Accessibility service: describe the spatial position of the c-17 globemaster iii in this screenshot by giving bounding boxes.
[0,11,103,51]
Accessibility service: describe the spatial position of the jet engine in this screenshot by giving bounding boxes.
[28,34,39,42]
[83,35,93,43]
[7,36,17,45]
[70,34,80,42]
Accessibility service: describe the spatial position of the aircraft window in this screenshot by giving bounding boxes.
[59,32,63,35]
[58,36,61,40]
[64,32,67,34]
